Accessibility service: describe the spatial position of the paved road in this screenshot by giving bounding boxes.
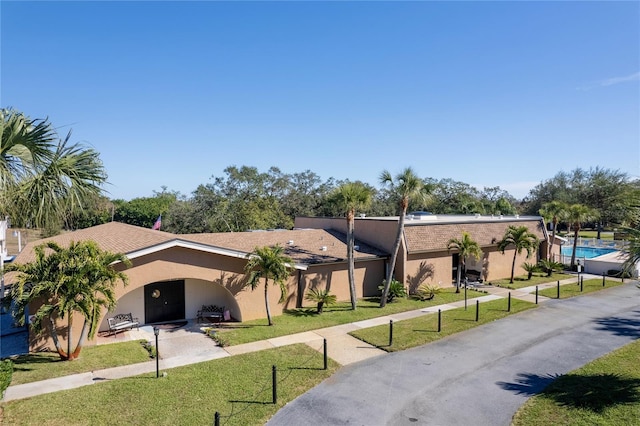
[268,283,640,426]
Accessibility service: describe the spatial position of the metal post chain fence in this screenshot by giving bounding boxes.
[213,339,326,425]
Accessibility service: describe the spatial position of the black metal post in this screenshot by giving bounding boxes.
[272,365,277,404]
[214,412,220,426]
[557,280,560,299]
[154,327,159,378]
[437,309,441,332]
[389,320,393,346]
[508,292,511,312]
[323,338,328,370]
[535,286,538,305]
[580,276,583,292]
[475,300,479,322]
[602,273,606,287]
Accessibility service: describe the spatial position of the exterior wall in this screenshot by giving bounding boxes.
[299,259,385,307]
[405,252,453,292]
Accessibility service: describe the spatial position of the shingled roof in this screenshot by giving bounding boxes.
[11,222,386,266]
[403,219,546,253]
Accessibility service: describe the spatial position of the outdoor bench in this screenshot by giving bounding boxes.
[107,313,139,337]
[197,305,225,325]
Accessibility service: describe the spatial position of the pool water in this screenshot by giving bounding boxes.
[561,246,618,259]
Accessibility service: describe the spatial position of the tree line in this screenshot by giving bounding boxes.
[2,109,639,236]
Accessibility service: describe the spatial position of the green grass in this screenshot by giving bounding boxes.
[491,273,574,289]
[537,279,624,299]
[512,339,640,426]
[349,298,537,352]
[218,289,485,345]
[1,344,338,426]
[9,340,151,385]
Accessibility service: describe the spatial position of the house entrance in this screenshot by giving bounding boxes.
[144,280,185,324]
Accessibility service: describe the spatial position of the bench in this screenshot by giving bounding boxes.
[107,313,139,337]
[197,305,225,325]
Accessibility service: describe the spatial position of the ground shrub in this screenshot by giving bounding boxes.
[0,359,13,396]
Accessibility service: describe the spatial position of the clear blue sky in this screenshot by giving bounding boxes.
[2,1,638,201]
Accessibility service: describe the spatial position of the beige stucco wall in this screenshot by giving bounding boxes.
[405,252,452,292]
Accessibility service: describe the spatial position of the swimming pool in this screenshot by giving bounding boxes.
[561,246,618,259]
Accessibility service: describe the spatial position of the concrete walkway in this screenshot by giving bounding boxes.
[267,281,639,426]
[0,274,613,403]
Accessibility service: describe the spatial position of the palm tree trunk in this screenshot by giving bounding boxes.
[48,314,68,360]
[571,225,580,267]
[510,251,517,283]
[381,209,406,307]
[67,311,74,360]
[71,319,89,359]
[455,258,462,293]
[264,277,273,326]
[549,219,558,261]
[347,210,357,310]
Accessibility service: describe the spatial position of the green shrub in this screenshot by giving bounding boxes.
[305,288,337,314]
[0,359,13,397]
[140,340,157,359]
[202,327,229,347]
[522,262,542,280]
[538,259,564,277]
[378,279,407,303]
[416,282,441,301]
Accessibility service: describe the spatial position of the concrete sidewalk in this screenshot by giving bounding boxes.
[0,274,602,402]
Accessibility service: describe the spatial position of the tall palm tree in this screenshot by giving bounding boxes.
[244,245,294,326]
[378,167,430,307]
[498,225,539,283]
[566,204,599,267]
[447,232,482,293]
[0,108,107,229]
[8,240,130,360]
[539,200,568,261]
[328,182,373,310]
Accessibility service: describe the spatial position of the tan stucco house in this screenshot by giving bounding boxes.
[6,213,547,353]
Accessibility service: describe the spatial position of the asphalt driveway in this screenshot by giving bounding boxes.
[268,283,640,426]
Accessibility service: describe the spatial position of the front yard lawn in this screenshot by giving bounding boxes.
[218,288,485,345]
[512,339,640,426]
[1,344,337,426]
[9,340,151,385]
[537,279,624,299]
[491,273,573,289]
[349,298,536,352]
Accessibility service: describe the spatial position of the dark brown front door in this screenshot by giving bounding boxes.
[144,280,185,324]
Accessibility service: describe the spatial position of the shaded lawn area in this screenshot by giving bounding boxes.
[491,273,574,290]
[9,340,151,385]
[218,288,485,345]
[537,279,624,299]
[349,298,536,352]
[1,344,338,426]
[512,339,640,426]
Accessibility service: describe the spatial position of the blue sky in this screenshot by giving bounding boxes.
[2,1,638,201]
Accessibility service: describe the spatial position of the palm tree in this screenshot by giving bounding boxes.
[244,245,294,326]
[498,225,539,283]
[622,226,640,276]
[0,108,107,230]
[328,182,373,310]
[8,240,130,360]
[379,167,430,307]
[539,200,568,261]
[447,232,482,293]
[566,204,600,268]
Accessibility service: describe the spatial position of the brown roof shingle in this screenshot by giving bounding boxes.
[404,220,546,253]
